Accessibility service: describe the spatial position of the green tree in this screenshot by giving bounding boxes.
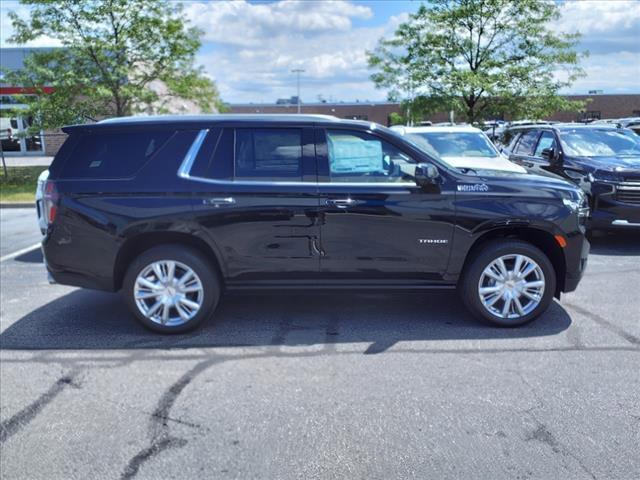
[368,0,586,123]
[4,0,223,129]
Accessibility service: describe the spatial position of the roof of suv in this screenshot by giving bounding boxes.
[391,125,482,134]
[507,123,623,132]
[63,114,373,133]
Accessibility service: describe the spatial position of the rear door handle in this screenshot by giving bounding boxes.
[326,198,356,209]
[202,197,236,207]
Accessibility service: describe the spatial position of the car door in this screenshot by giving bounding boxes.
[530,130,560,176]
[186,125,321,284]
[315,127,455,282]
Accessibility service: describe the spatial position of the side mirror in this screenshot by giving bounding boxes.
[415,163,439,186]
[541,147,562,164]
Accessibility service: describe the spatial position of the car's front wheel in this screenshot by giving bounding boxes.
[123,245,220,333]
[460,240,556,326]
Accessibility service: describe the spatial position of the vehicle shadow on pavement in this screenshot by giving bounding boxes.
[14,248,44,264]
[589,230,640,256]
[0,289,571,352]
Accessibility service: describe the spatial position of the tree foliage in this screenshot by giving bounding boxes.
[368,0,587,123]
[4,0,223,129]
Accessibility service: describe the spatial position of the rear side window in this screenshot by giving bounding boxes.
[235,128,302,181]
[61,130,174,179]
[514,130,540,155]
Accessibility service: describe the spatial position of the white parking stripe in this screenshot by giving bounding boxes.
[0,243,42,263]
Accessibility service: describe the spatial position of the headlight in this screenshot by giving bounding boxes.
[562,198,581,211]
[562,190,589,218]
[589,170,619,183]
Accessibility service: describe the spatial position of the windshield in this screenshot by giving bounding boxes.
[559,129,640,157]
[406,132,499,158]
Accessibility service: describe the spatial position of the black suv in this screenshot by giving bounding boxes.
[42,115,589,333]
[505,123,640,230]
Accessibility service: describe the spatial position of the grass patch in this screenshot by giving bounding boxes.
[0,166,48,203]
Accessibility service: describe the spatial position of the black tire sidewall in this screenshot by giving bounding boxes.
[461,240,556,327]
[122,245,220,333]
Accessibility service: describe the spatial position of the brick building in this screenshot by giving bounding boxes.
[230,94,640,126]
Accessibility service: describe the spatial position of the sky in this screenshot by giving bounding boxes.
[1,0,639,104]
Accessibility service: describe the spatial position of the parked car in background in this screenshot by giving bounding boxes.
[506,123,640,230]
[391,125,526,173]
[41,114,589,332]
[35,169,50,234]
[0,117,20,152]
[619,117,640,136]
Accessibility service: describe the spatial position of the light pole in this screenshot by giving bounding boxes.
[291,68,305,114]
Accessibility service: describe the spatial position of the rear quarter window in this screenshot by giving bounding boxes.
[513,130,540,156]
[60,129,175,179]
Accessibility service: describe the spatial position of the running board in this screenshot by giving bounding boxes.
[226,281,457,291]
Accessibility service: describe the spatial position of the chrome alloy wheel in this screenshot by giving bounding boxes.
[478,254,546,320]
[134,260,204,327]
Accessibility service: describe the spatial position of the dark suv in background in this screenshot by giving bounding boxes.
[42,115,589,333]
[505,123,640,230]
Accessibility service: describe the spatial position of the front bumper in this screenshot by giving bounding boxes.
[589,181,640,229]
[563,234,590,293]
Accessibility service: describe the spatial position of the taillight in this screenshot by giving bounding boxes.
[43,180,59,224]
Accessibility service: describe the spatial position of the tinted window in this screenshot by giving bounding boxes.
[326,129,416,183]
[514,130,540,155]
[534,131,556,157]
[62,130,173,179]
[235,128,302,180]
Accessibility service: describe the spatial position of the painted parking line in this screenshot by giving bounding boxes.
[0,243,42,263]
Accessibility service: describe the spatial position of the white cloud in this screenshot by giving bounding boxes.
[563,51,640,94]
[0,1,62,47]
[188,0,407,103]
[555,0,640,35]
[184,0,373,47]
[555,0,640,54]
[553,0,640,93]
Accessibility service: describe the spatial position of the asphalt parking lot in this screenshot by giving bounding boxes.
[1,208,639,480]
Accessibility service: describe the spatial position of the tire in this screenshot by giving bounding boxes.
[122,245,221,333]
[460,240,556,327]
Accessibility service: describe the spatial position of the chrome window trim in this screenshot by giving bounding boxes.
[177,128,419,188]
[177,129,209,179]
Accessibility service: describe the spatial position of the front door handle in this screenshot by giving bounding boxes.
[202,197,236,207]
[326,198,356,209]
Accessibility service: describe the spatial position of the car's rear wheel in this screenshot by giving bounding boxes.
[123,245,220,333]
[460,240,556,326]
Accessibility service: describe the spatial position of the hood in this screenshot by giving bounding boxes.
[573,155,640,172]
[455,169,583,201]
[441,155,527,174]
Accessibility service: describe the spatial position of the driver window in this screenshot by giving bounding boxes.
[534,131,556,158]
[326,129,416,183]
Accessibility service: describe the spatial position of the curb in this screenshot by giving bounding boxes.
[0,202,35,209]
